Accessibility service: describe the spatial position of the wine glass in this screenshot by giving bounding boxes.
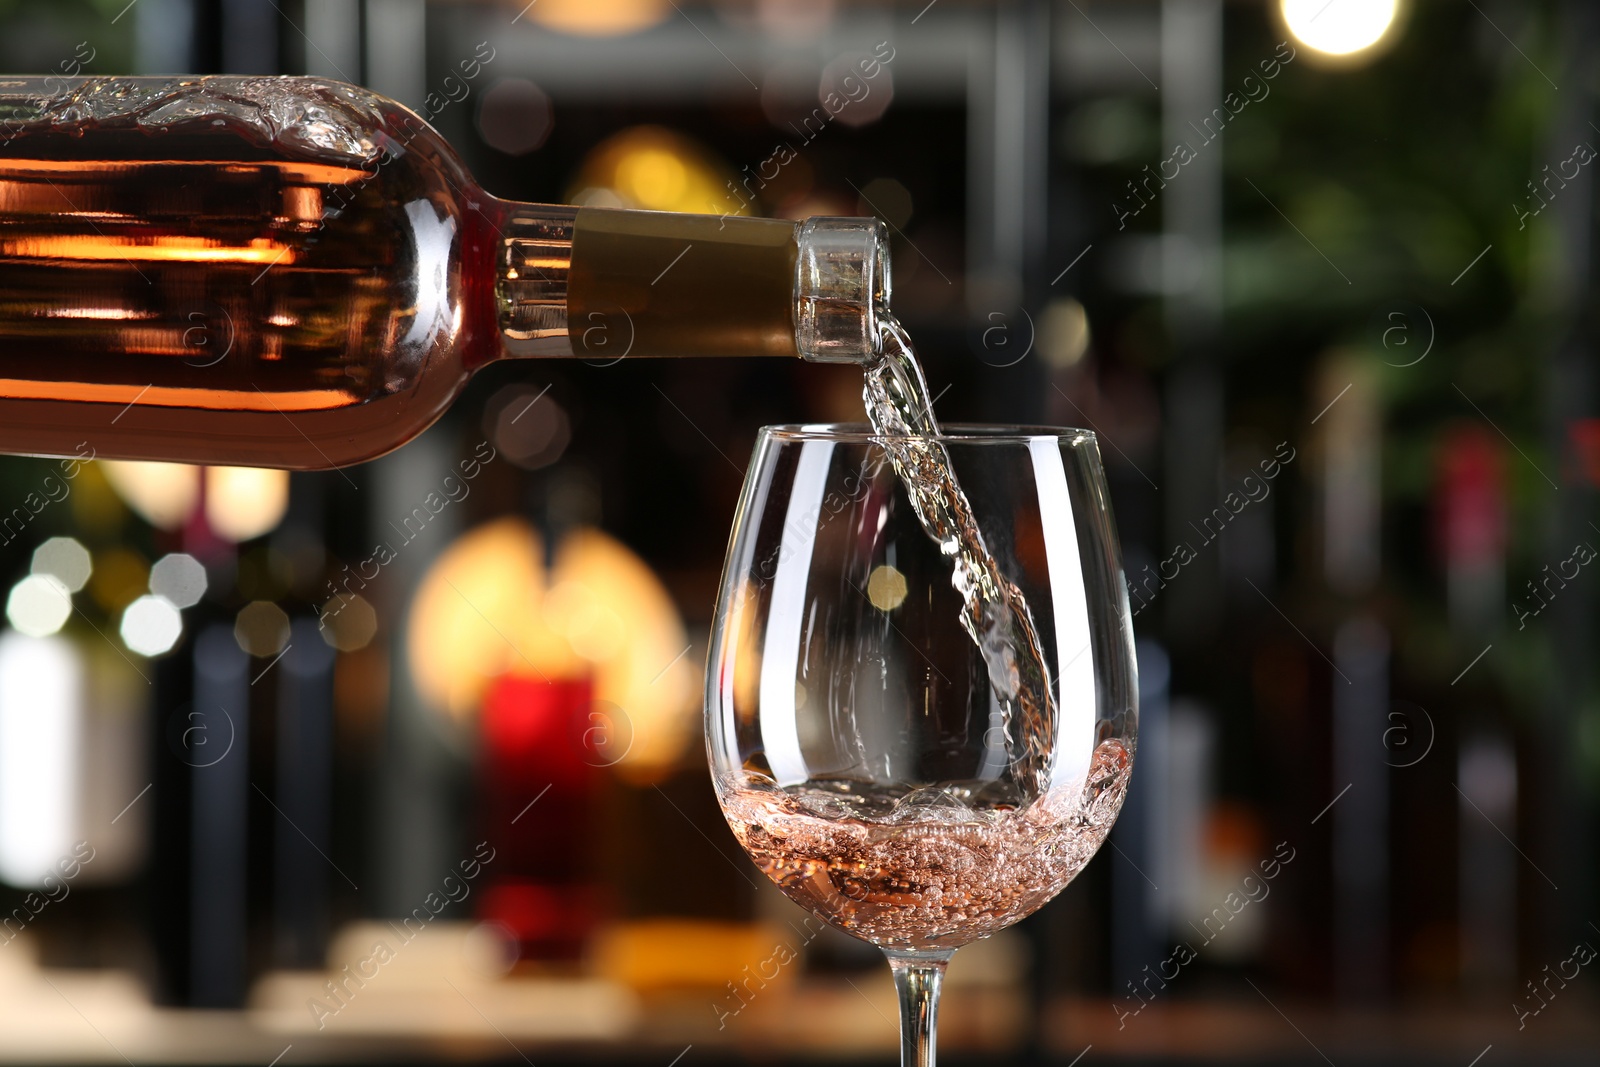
[706,423,1137,1066]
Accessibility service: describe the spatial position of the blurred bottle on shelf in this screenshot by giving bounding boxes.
[476,673,604,962]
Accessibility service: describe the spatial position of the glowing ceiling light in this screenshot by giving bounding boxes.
[524,0,669,36]
[1281,0,1401,58]
[205,466,290,542]
[100,460,201,530]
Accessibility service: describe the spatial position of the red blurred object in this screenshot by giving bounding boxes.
[477,673,606,961]
[482,673,595,787]
[1569,418,1600,488]
[1434,424,1506,570]
[477,880,602,949]
[180,469,229,561]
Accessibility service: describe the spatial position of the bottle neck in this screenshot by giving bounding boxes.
[483,203,890,364]
[495,203,579,358]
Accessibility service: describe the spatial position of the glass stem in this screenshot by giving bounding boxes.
[886,950,952,1067]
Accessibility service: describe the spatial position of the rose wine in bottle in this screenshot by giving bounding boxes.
[0,76,889,468]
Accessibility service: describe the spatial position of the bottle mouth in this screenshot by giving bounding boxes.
[793,217,891,364]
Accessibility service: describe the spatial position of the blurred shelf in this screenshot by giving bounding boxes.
[6,926,1594,1064]
[0,919,1024,1064]
[1043,996,1600,1065]
[0,971,1021,1064]
[6,966,1599,1064]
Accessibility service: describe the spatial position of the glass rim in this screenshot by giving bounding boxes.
[760,422,1098,444]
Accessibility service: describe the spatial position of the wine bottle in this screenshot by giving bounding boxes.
[0,76,890,469]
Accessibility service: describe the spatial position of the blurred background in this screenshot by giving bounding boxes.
[0,0,1594,1063]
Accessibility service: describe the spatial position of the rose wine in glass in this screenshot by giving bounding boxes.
[707,337,1137,1063]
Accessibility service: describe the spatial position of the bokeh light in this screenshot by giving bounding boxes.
[5,574,72,637]
[523,0,668,36]
[150,553,208,608]
[31,537,91,593]
[484,383,572,471]
[120,594,183,657]
[99,460,200,530]
[1039,297,1092,369]
[318,593,378,652]
[477,78,554,156]
[234,601,291,657]
[856,177,914,230]
[568,127,744,216]
[545,581,625,662]
[1281,0,1400,57]
[205,466,289,542]
[866,564,908,611]
[407,519,696,781]
[819,52,893,128]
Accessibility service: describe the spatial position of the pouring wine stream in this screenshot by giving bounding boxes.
[861,317,1058,802]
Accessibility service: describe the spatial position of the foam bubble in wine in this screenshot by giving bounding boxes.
[724,738,1130,951]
